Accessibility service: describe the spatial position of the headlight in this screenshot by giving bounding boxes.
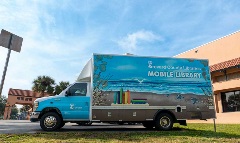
[33,101,39,111]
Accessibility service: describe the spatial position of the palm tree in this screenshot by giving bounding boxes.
[54,81,70,95]
[0,95,7,117]
[32,75,55,96]
[20,105,31,113]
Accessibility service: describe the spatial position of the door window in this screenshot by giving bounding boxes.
[69,83,87,96]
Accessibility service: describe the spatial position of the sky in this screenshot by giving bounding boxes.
[1,0,240,99]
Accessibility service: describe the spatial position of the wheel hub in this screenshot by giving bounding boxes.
[44,116,57,128]
[160,116,170,128]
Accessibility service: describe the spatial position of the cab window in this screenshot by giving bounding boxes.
[69,83,87,96]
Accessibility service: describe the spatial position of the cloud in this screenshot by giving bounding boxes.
[117,30,163,53]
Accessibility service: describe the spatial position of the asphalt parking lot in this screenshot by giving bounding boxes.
[0,120,146,134]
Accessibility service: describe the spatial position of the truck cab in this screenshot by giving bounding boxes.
[30,82,91,131]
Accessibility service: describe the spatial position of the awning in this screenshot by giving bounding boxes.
[210,57,240,72]
[8,88,49,97]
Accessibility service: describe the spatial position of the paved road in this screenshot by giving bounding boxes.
[0,120,147,134]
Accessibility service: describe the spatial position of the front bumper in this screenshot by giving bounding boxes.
[30,112,40,122]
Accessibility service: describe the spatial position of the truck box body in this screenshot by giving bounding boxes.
[77,54,215,122]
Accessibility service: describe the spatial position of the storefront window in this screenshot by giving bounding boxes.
[221,90,240,112]
[235,91,240,111]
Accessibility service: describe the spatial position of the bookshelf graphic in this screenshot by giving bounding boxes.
[111,88,149,106]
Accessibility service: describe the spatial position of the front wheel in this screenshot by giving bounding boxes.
[155,113,173,131]
[40,112,62,131]
[59,121,65,129]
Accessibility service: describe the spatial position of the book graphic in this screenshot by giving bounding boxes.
[111,89,148,106]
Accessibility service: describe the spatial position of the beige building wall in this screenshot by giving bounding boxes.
[176,31,240,65]
[4,95,36,120]
[176,31,240,113]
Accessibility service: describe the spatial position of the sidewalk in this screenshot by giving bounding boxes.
[187,112,240,124]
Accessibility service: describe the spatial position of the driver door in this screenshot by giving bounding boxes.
[61,83,90,120]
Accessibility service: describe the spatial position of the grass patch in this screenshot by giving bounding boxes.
[0,124,240,143]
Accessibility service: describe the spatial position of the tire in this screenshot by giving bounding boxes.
[59,122,65,129]
[155,113,173,131]
[40,112,62,131]
[142,121,155,129]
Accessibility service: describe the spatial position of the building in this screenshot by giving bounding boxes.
[176,31,240,113]
[4,88,50,120]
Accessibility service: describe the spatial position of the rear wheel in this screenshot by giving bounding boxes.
[142,121,155,129]
[40,112,62,131]
[155,113,173,131]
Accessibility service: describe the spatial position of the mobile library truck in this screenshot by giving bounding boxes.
[30,54,215,131]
